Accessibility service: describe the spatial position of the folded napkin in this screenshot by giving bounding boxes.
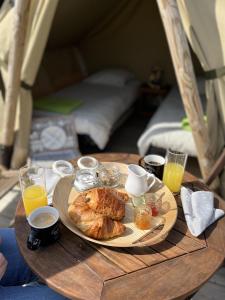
[45,161,75,204]
[180,186,225,237]
[45,168,61,204]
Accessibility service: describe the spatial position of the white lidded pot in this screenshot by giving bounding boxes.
[125,164,156,197]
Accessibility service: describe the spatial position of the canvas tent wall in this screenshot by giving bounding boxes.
[0,0,180,169]
[33,0,186,100]
[0,0,58,168]
[0,0,224,195]
[43,0,178,84]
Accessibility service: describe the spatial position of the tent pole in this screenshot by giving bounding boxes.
[156,0,213,179]
[0,0,30,168]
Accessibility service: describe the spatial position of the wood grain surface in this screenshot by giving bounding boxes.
[15,153,225,300]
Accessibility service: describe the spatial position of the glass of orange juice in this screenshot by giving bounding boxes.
[162,150,187,194]
[19,166,48,217]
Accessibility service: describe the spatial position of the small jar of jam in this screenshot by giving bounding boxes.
[145,193,162,216]
[134,205,152,230]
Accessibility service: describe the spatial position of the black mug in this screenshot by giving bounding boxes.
[139,154,165,180]
[27,206,60,251]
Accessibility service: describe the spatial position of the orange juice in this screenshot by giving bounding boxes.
[163,162,184,193]
[23,185,48,216]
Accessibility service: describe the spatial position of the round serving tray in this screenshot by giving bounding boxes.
[52,162,177,247]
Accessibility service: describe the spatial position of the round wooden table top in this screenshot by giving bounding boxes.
[15,153,225,300]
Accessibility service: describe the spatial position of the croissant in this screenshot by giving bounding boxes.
[68,195,125,240]
[85,188,125,220]
[113,189,129,202]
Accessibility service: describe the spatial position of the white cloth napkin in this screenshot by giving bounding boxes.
[180,186,225,237]
[44,161,75,204]
[45,168,61,204]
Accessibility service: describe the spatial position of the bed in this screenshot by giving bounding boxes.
[137,78,206,157]
[33,69,140,151]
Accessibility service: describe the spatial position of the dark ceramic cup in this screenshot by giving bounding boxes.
[140,154,165,180]
[27,206,60,251]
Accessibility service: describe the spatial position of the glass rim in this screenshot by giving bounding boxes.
[76,169,96,175]
[167,149,187,157]
[19,164,45,171]
[19,165,46,189]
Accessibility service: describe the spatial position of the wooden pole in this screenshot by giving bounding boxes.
[205,149,225,186]
[0,0,30,168]
[156,0,213,179]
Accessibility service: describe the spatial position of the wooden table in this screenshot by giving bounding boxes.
[15,153,225,300]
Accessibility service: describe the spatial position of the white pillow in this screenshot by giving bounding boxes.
[84,69,135,87]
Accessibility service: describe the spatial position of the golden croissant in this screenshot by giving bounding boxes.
[85,188,126,220]
[68,194,125,240]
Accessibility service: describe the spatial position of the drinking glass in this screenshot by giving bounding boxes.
[162,149,187,194]
[74,169,98,191]
[19,166,48,217]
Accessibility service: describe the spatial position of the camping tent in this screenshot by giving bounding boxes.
[0,0,224,195]
[0,0,179,169]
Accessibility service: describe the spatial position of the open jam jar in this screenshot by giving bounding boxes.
[134,205,152,230]
[145,193,162,217]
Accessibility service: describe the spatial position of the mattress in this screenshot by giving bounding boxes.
[34,80,140,149]
[137,78,206,157]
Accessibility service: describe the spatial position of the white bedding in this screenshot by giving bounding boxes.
[137,79,206,157]
[34,80,140,149]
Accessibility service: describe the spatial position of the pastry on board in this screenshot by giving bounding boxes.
[85,188,126,220]
[68,194,125,239]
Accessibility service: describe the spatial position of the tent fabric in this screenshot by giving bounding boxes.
[0,0,224,186]
[0,0,59,168]
[33,47,87,98]
[11,0,59,169]
[0,0,13,63]
[177,0,225,197]
[1,0,172,169]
